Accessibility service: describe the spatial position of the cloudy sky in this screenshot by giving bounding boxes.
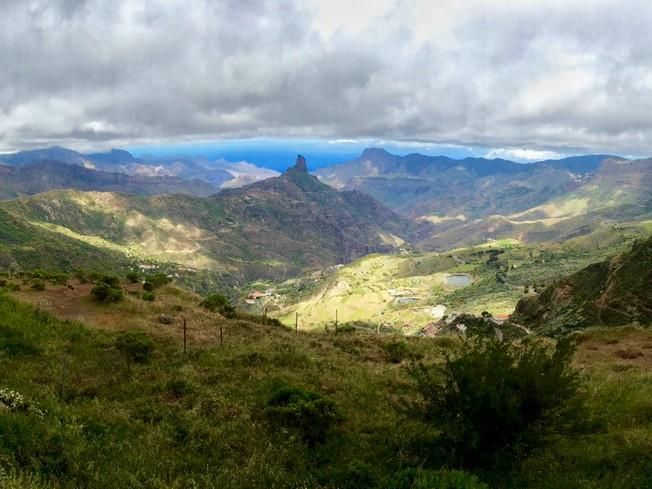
[2,0,652,160]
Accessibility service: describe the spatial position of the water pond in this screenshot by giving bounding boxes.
[445,273,472,288]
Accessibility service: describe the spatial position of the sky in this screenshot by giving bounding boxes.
[2,0,652,165]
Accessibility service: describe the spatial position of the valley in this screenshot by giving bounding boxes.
[258,222,650,332]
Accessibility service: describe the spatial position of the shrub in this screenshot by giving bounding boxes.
[263,385,341,446]
[115,331,154,369]
[142,281,155,292]
[88,271,103,283]
[0,388,44,416]
[142,291,155,302]
[409,338,583,468]
[383,340,410,363]
[144,273,171,289]
[0,325,41,357]
[166,379,193,399]
[48,273,69,286]
[99,275,121,288]
[90,282,123,303]
[73,269,90,284]
[200,293,236,318]
[126,271,141,283]
[30,280,45,291]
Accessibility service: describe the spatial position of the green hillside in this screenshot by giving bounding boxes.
[0,207,131,274]
[1,278,652,488]
[420,159,652,250]
[269,226,650,332]
[513,235,652,334]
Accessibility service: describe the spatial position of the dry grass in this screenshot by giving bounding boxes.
[574,326,652,369]
[11,281,229,346]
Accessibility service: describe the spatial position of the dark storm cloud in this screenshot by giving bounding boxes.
[1,0,652,155]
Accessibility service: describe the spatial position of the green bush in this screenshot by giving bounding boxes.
[142,291,155,302]
[0,325,41,356]
[48,272,69,286]
[383,340,410,363]
[144,273,171,289]
[99,275,121,288]
[166,379,194,399]
[115,330,154,368]
[142,281,154,292]
[263,385,341,446]
[73,269,90,284]
[200,293,236,318]
[409,338,583,468]
[88,271,103,283]
[30,280,45,291]
[90,282,123,303]
[126,271,141,283]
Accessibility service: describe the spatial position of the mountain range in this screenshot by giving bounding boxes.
[315,148,627,220]
[0,160,216,199]
[0,156,420,283]
[0,145,650,284]
[0,146,278,195]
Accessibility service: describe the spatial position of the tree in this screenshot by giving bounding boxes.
[409,338,583,468]
[263,385,342,446]
[115,331,154,370]
[91,282,123,303]
[126,271,141,283]
[200,293,236,318]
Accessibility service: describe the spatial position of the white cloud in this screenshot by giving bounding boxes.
[1,0,652,154]
[485,148,564,161]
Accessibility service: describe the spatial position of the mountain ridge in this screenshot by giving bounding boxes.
[0,156,423,283]
[0,160,217,199]
[316,149,627,220]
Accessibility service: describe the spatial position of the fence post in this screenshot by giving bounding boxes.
[59,358,67,398]
[183,318,187,354]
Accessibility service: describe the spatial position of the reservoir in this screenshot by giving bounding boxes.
[445,273,472,287]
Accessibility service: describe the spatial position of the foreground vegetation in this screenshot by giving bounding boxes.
[1,284,652,488]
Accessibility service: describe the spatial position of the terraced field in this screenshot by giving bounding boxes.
[274,224,651,332]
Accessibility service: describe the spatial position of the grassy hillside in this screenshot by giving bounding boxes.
[513,235,652,334]
[1,281,652,488]
[0,207,132,274]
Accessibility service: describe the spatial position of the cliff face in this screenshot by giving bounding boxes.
[512,236,652,335]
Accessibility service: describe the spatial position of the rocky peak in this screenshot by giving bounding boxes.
[360,148,392,160]
[293,154,308,173]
